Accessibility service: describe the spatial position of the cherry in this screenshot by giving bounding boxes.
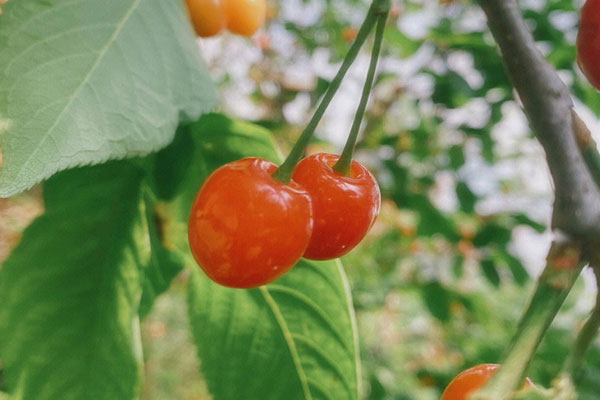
[188,157,313,288]
[578,0,600,90]
[223,0,267,37]
[441,364,533,400]
[185,0,226,38]
[292,153,381,260]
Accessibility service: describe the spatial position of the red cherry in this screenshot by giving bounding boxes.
[441,364,534,400]
[292,153,381,260]
[578,0,600,90]
[188,157,313,288]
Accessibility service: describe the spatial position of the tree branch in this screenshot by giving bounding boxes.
[562,264,600,378]
[470,1,600,398]
[471,239,584,400]
[477,0,600,235]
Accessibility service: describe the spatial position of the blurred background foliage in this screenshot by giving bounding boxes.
[2,0,600,399]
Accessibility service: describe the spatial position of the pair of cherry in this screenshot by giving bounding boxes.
[188,153,381,288]
[186,0,266,38]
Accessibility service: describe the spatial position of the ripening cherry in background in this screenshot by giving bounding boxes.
[292,153,381,260]
[188,157,313,288]
[577,0,600,90]
[223,0,267,36]
[185,0,267,38]
[185,0,226,38]
[441,364,534,400]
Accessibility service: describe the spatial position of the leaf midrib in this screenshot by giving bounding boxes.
[259,286,313,400]
[13,0,144,183]
[260,262,361,400]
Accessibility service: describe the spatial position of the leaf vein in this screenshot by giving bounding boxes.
[12,0,145,183]
[259,286,313,400]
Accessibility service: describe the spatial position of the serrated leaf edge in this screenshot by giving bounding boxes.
[12,0,143,189]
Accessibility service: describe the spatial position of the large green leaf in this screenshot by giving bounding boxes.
[0,161,149,400]
[188,259,360,400]
[0,0,216,197]
[138,192,184,319]
[154,113,362,400]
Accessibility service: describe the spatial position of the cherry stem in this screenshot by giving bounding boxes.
[471,240,583,400]
[333,10,388,176]
[563,264,600,378]
[273,0,391,184]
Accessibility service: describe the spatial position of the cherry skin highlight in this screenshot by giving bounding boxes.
[185,0,226,38]
[188,157,313,288]
[578,0,600,90]
[292,153,381,260]
[441,364,533,400]
[223,0,267,37]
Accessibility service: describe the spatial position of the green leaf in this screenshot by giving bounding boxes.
[0,161,148,400]
[0,0,216,197]
[409,194,460,242]
[431,71,473,109]
[189,259,361,400]
[151,126,196,201]
[496,249,529,286]
[452,255,465,279]
[154,113,361,400]
[481,258,501,287]
[138,192,184,319]
[385,27,422,58]
[421,281,451,322]
[456,181,477,213]
[153,113,281,215]
[448,145,466,171]
[512,213,546,233]
[473,223,512,247]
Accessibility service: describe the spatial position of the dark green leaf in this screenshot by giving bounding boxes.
[473,224,512,247]
[481,258,501,287]
[497,250,529,286]
[138,193,184,319]
[422,282,451,322]
[512,213,546,233]
[0,161,147,400]
[448,145,466,170]
[456,181,477,213]
[431,71,473,109]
